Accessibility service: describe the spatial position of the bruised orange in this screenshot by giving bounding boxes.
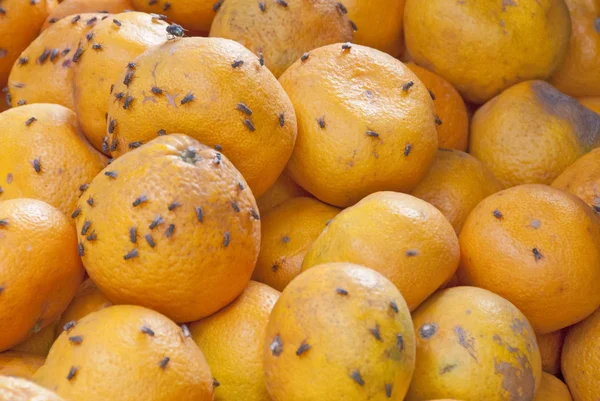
[256,171,309,214]
[11,320,58,357]
[537,329,567,376]
[56,279,112,338]
[552,148,600,210]
[533,373,573,401]
[0,352,45,379]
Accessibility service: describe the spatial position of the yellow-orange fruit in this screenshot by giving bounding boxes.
[458,184,600,334]
[264,263,416,401]
[0,352,45,379]
[280,43,438,207]
[470,81,600,188]
[106,37,297,198]
[404,0,571,104]
[0,376,65,401]
[562,308,600,401]
[12,320,58,357]
[0,198,84,352]
[0,104,106,217]
[537,329,567,376]
[34,305,214,401]
[131,0,215,32]
[41,0,133,31]
[190,281,280,401]
[406,63,469,151]
[411,149,503,234]
[56,279,112,338]
[209,0,353,77]
[534,373,573,401]
[253,197,340,291]
[552,148,600,210]
[549,0,600,97]
[75,134,260,322]
[579,97,600,115]
[406,286,542,401]
[256,171,309,214]
[302,191,459,311]
[72,11,169,152]
[8,13,105,110]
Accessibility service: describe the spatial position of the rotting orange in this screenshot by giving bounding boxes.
[0,352,45,379]
[34,305,214,401]
[256,171,309,214]
[470,81,600,188]
[0,376,65,401]
[0,198,84,352]
[411,149,503,234]
[8,13,107,110]
[106,36,297,198]
[302,191,459,311]
[209,0,353,77]
[0,104,107,217]
[404,0,571,104]
[190,281,280,401]
[458,184,600,334]
[552,148,600,210]
[75,134,260,323]
[406,63,469,151]
[253,197,340,291]
[41,0,133,31]
[537,329,567,376]
[579,97,600,115]
[264,263,416,401]
[72,11,169,153]
[131,0,215,33]
[279,43,438,207]
[406,286,542,401]
[533,373,573,401]
[12,320,59,357]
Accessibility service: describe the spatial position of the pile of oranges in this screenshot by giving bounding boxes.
[0,0,599,400]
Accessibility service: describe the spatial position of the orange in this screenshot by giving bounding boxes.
[264,263,416,401]
[256,171,309,214]
[34,305,214,401]
[562,307,600,401]
[302,191,459,311]
[470,81,600,188]
[209,0,353,77]
[41,0,133,31]
[406,286,542,401]
[552,148,600,210]
[534,373,573,401]
[11,320,58,357]
[72,11,169,153]
[404,0,571,104]
[406,63,469,151]
[0,104,106,217]
[549,0,600,97]
[537,329,567,376]
[411,149,503,234]
[0,0,55,90]
[458,184,600,334]
[131,0,215,33]
[0,198,84,351]
[280,43,438,207]
[253,197,340,291]
[8,13,106,110]
[75,134,260,323]
[190,281,280,401]
[0,376,65,401]
[0,352,45,379]
[105,37,297,198]
[579,97,600,115]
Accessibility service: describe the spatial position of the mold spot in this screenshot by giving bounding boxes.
[419,323,437,339]
[270,335,283,356]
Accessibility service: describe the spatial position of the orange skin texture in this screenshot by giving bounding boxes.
[72,11,169,153]
[406,63,469,151]
[12,320,59,357]
[537,329,567,376]
[34,305,214,401]
[406,286,542,401]
[549,0,600,97]
[264,263,416,401]
[0,198,84,352]
[470,81,600,188]
[579,97,600,115]
[209,0,353,78]
[253,197,340,291]
[41,0,133,31]
[9,13,106,110]
[0,352,45,379]
[107,37,297,198]
[0,104,107,217]
[405,0,571,104]
[56,279,112,339]
[552,148,600,210]
[0,0,55,89]
[132,0,216,32]
[256,171,310,214]
[458,184,600,334]
[302,191,459,311]
[75,134,260,323]
[534,373,573,401]
[411,149,503,234]
[280,44,438,207]
[190,281,280,401]
[0,376,65,401]
[562,308,600,401]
